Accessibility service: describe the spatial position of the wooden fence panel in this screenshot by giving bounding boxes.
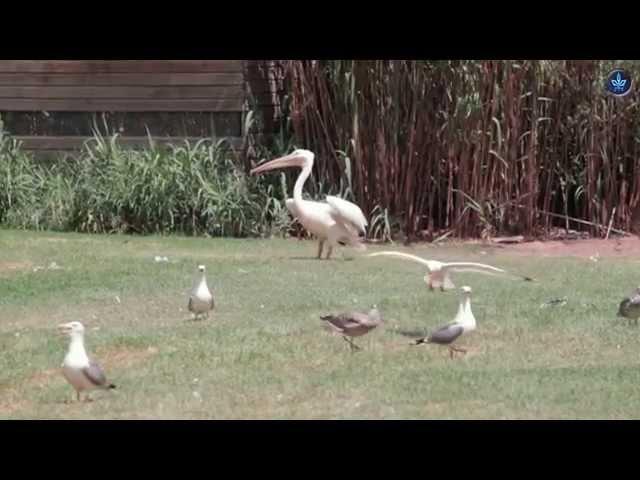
[0,60,280,150]
[0,61,243,73]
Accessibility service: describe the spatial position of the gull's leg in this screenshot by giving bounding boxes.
[343,336,360,352]
[451,346,467,355]
[317,240,324,259]
[449,347,454,359]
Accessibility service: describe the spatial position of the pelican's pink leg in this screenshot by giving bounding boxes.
[326,246,333,260]
[317,240,324,259]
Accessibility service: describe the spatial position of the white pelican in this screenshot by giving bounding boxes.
[188,265,215,320]
[57,321,116,402]
[413,286,476,358]
[367,251,533,291]
[321,306,383,352]
[617,286,640,326]
[251,149,368,259]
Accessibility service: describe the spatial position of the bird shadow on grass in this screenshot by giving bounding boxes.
[393,328,429,339]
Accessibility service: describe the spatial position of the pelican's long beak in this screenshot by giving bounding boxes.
[250,153,304,175]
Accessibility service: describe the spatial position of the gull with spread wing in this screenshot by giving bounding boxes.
[367,251,532,291]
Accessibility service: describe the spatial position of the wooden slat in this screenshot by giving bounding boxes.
[0,85,244,99]
[0,61,244,73]
[16,136,245,151]
[0,98,244,112]
[0,73,244,86]
[247,92,278,102]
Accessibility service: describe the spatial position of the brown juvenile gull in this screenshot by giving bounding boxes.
[188,265,215,320]
[412,286,476,358]
[58,321,116,402]
[367,251,533,291]
[617,286,640,326]
[321,306,383,352]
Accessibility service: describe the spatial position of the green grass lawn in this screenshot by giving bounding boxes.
[1,228,639,419]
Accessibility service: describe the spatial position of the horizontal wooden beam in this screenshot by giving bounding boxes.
[0,73,245,86]
[0,98,245,112]
[15,135,246,151]
[0,60,244,73]
[0,85,245,99]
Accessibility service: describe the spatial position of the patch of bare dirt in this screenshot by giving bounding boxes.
[96,345,159,369]
[498,236,640,258]
[0,261,33,275]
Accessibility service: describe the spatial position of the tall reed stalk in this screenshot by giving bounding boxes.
[268,60,640,239]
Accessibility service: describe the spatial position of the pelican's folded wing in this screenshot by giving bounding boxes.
[325,196,368,234]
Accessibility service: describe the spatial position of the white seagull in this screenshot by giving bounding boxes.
[251,149,368,259]
[367,251,533,291]
[617,286,640,326]
[188,265,215,320]
[413,286,476,358]
[58,321,116,402]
